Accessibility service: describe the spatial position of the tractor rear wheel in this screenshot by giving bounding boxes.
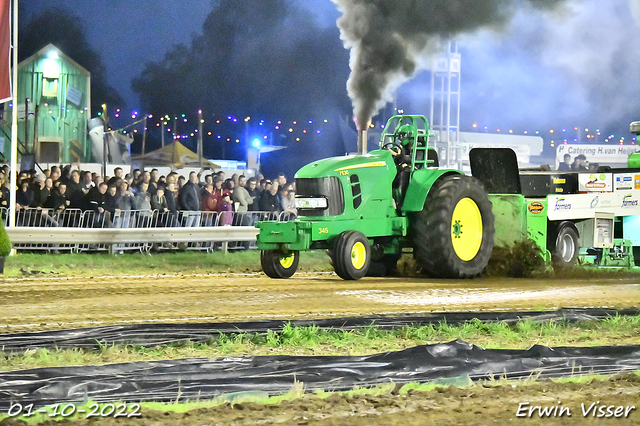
[410,175,495,278]
[332,231,371,280]
[261,249,299,278]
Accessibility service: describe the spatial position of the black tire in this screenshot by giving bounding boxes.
[332,231,371,280]
[551,223,579,267]
[366,254,400,277]
[261,249,299,279]
[409,175,495,278]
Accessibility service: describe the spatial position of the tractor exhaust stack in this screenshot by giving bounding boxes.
[357,129,368,155]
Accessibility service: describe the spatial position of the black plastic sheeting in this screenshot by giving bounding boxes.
[0,308,637,354]
[1,340,640,409]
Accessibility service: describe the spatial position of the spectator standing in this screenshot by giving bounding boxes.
[178,171,202,227]
[558,154,571,171]
[151,187,169,213]
[281,185,297,218]
[202,182,221,212]
[44,183,69,212]
[219,190,233,226]
[16,179,34,210]
[108,167,124,186]
[67,170,84,209]
[86,182,110,227]
[164,181,180,227]
[246,177,261,211]
[0,174,9,210]
[30,174,49,208]
[104,185,120,219]
[259,181,280,212]
[232,175,253,213]
[134,182,153,227]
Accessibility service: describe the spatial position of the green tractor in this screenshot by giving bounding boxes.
[256,115,495,279]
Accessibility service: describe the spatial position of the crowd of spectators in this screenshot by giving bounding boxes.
[0,164,297,228]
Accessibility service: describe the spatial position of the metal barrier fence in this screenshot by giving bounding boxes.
[2,208,295,254]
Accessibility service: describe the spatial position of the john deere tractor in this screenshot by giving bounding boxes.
[256,115,495,280]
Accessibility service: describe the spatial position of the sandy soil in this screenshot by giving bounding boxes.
[0,273,638,333]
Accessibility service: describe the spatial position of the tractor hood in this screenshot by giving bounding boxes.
[295,150,394,179]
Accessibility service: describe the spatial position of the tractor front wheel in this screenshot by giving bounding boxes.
[332,231,371,280]
[261,249,299,278]
[410,175,495,278]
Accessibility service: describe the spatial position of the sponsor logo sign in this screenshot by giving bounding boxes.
[553,197,572,211]
[528,202,544,214]
[578,173,612,193]
[621,194,639,208]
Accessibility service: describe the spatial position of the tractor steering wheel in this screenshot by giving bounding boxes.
[382,141,402,156]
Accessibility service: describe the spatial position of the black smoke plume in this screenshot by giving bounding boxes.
[331,0,568,130]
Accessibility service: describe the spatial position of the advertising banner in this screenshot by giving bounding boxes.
[555,144,640,169]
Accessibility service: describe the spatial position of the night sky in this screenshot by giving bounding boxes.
[22,0,640,165]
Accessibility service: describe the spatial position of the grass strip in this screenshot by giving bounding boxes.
[1,315,639,372]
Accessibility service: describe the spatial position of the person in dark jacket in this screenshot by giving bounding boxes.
[16,179,34,210]
[44,183,69,212]
[84,182,110,227]
[259,181,280,213]
[178,171,201,227]
[30,175,49,208]
[104,185,120,218]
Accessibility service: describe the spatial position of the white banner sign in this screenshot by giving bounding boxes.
[555,144,640,169]
[547,190,640,220]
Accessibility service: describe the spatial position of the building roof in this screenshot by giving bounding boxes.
[19,43,90,76]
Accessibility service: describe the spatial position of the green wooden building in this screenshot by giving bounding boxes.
[3,43,91,164]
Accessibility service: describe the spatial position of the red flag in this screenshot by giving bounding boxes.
[0,0,10,103]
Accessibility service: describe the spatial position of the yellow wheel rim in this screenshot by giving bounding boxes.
[279,252,295,269]
[451,197,483,261]
[351,242,367,269]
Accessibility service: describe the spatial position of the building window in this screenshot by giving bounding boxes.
[43,77,58,97]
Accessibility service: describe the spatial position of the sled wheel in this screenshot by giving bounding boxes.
[551,223,579,268]
[332,231,371,280]
[409,175,495,278]
[261,249,299,278]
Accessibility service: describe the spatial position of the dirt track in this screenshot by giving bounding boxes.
[0,273,638,333]
[0,273,640,425]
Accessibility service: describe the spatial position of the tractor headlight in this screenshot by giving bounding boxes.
[295,197,328,209]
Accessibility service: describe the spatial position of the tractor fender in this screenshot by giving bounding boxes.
[401,169,463,213]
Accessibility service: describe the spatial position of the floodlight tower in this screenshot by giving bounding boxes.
[430,41,461,168]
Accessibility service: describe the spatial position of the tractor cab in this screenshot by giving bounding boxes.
[378,115,439,208]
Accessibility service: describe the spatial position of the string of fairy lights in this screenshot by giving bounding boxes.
[100,108,639,147]
[471,123,636,146]
[106,109,331,146]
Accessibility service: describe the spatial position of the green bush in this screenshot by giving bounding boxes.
[0,218,11,257]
